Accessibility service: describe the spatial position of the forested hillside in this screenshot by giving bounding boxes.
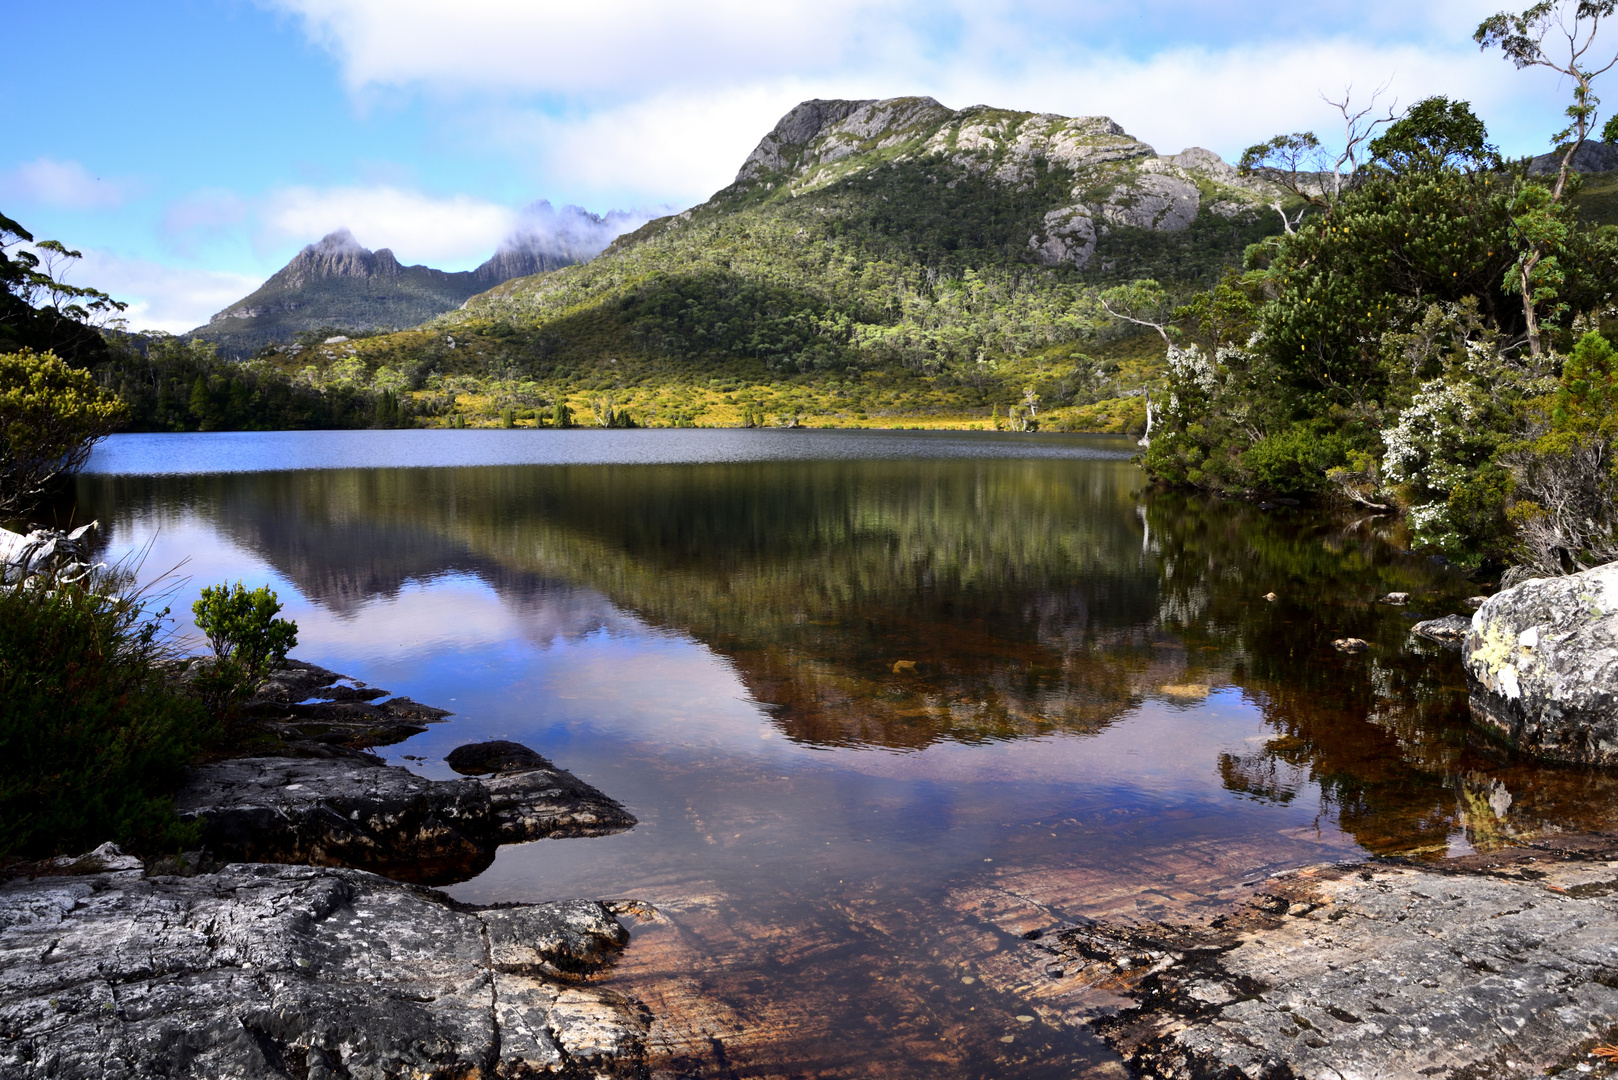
[270,97,1292,431]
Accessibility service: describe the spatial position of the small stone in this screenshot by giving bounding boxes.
[1381,592,1411,605]
[1333,638,1370,653]
[1263,592,1278,602]
[1465,595,1489,609]
[1016,1015,1036,1023]
[1412,614,1472,648]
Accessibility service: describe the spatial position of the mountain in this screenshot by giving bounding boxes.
[285,97,1294,431]
[472,201,652,285]
[190,203,647,357]
[410,96,1284,378]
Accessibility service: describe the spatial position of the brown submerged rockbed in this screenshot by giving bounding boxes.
[988,837,1618,1079]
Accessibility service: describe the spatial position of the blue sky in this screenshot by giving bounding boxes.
[3,0,1599,332]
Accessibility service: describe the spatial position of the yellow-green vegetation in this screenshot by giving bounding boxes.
[0,347,126,512]
[284,322,1170,432]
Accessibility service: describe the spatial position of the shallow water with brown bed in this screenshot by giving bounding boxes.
[70,429,1618,1078]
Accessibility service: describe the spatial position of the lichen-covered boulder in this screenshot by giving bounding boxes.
[1463,561,1618,764]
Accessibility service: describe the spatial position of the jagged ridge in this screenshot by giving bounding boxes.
[191,203,646,357]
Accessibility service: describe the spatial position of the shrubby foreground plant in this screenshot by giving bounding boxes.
[0,565,213,858]
[191,580,298,720]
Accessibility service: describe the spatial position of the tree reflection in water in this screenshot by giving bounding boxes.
[78,459,1618,861]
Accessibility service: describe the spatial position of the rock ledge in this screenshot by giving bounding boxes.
[0,857,650,1079]
[175,754,637,886]
[1004,843,1618,1078]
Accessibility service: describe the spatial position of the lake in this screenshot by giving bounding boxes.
[71,429,1618,1078]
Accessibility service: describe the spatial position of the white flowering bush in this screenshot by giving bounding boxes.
[1381,378,1480,491]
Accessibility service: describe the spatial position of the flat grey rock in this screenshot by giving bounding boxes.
[175,754,636,885]
[240,660,453,759]
[1016,848,1618,1078]
[1411,613,1471,647]
[0,858,650,1079]
[1463,561,1618,764]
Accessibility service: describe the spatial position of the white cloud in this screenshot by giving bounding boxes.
[67,250,261,335]
[270,0,916,96]
[258,185,519,267]
[467,39,1551,208]
[266,0,1584,206]
[162,189,251,238]
[0,158,128,211]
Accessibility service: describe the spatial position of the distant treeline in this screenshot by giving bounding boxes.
[94,334,407,432]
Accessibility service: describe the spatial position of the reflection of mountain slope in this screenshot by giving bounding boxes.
[79,459,1177,749]
[78,474,634,648]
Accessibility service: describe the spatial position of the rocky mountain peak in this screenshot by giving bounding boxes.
[275,229,402,289]
[471,201,648,284]
[724,96,1281,271]
[736,97,950,183]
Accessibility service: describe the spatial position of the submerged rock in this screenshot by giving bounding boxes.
[175,753,636,885]
[241,660,453,759]
[1411,613,1471,647]
[1331,637,1369,652]
[447,739,554,775]
[1005,845,1618,1078]
[0,856,650,1079]
[1463,561,1618,764]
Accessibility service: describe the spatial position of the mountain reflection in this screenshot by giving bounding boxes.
[76,459,1618,853]
[81,459,1171,749]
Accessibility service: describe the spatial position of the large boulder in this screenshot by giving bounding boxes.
[1463,561,1618,764]
[0,857,650,1079]
[175,753,636,885]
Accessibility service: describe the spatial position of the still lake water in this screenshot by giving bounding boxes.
[72,429,1618,1077]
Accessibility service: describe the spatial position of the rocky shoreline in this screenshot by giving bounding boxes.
[13,551,1618,1078]
[0,660,654,1079]
[0,851,651,1078]
[984,837,1618,1078]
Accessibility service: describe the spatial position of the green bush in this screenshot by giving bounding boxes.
[191,581,298,719]
[0,573,213,858]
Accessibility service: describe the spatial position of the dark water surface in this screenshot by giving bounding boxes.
[73,429,1618,1078]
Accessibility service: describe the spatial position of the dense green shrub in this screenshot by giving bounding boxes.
[0,573,214,858]
[190,581,298,720]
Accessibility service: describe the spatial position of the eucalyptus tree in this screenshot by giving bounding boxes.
[1477,0,1618,355]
